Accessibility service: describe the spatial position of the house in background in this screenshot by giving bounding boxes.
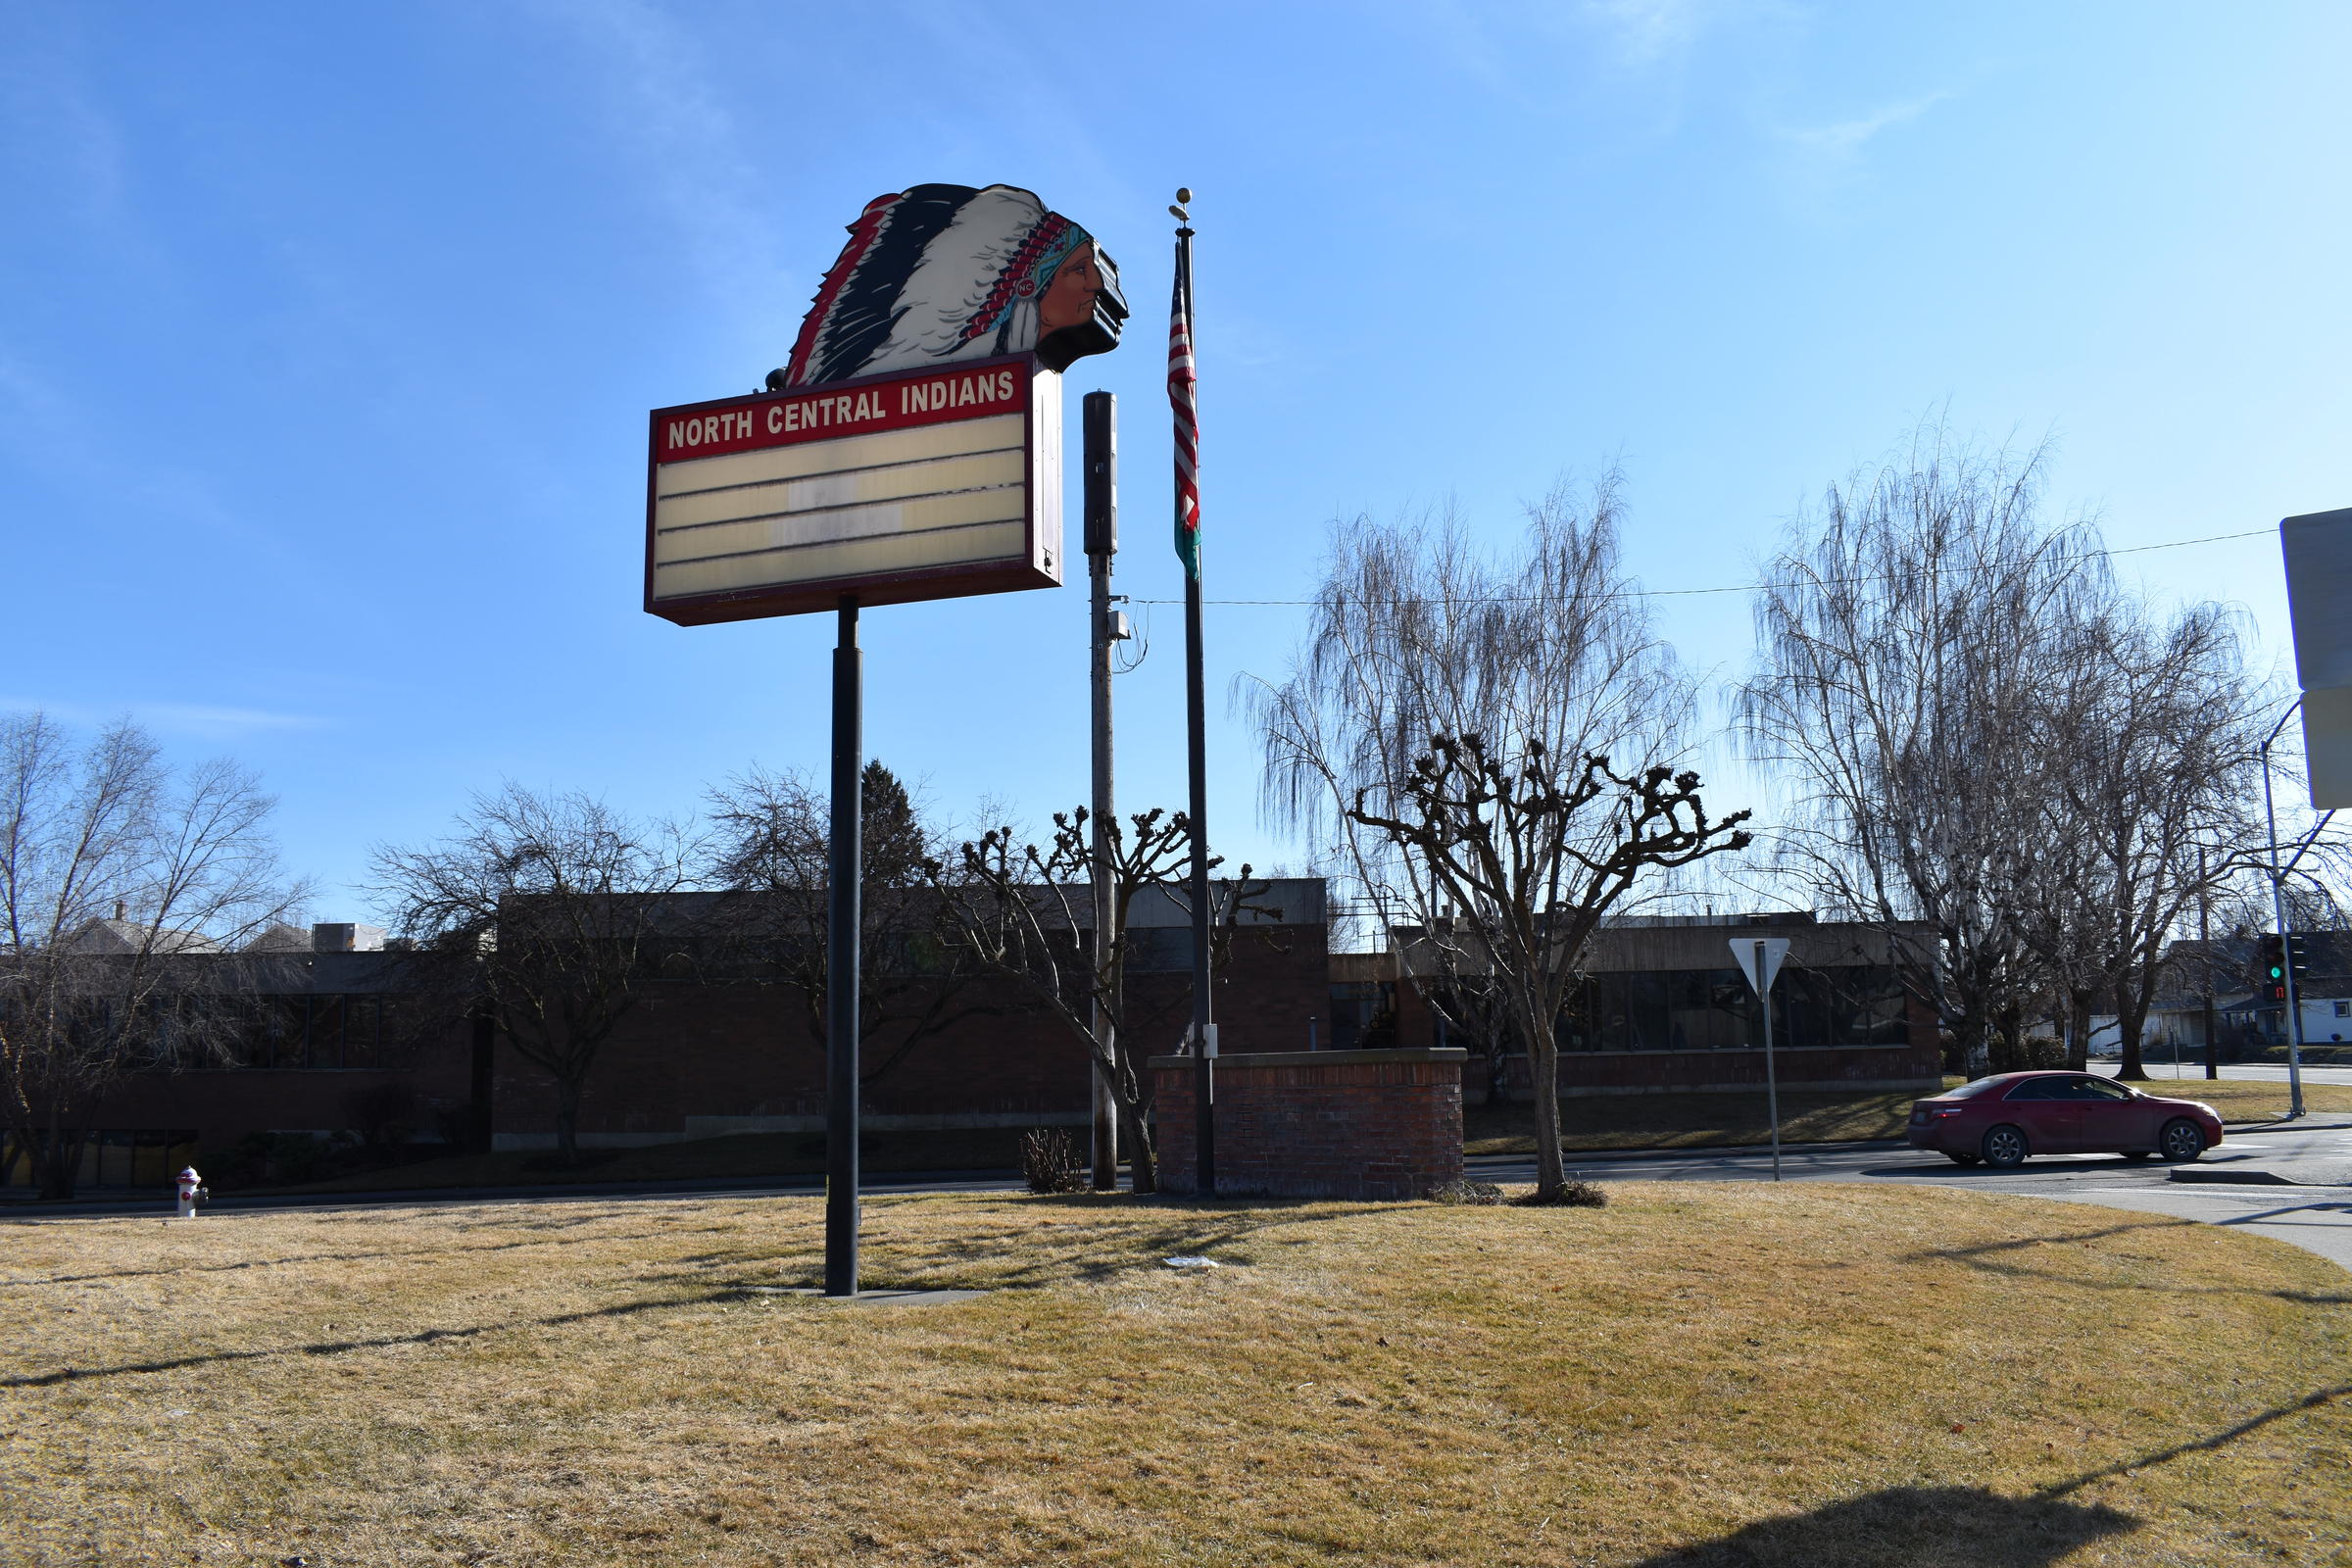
[2091,933,2352,1060]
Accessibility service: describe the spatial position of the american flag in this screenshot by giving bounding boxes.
[1169,257,1200,578]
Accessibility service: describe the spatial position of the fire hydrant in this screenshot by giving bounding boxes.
[174,1165,207,1219]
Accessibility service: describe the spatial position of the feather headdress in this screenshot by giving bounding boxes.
[780,183,1123,389]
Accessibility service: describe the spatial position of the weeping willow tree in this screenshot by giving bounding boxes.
[1245,479,1751,1199]
[1740,428,2279,1078]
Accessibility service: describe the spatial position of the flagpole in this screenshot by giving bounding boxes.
[1170,187,1214,1198]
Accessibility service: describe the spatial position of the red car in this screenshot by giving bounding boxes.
[1906,1071,2224,1168]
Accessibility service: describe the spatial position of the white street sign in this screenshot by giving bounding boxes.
[1731,937,1789,998]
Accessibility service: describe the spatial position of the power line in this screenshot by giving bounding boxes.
[1129,527,2274,608]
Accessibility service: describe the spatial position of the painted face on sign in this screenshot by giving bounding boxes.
[1039,243,1107,334]
[1034,240,1128,372]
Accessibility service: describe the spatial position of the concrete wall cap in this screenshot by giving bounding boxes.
[1147,1047,1470,1070]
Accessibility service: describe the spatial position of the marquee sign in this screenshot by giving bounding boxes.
[645,355,1059,624]
[644,181,1124,626]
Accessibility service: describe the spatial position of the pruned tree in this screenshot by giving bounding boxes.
[0,713,307,1198]
[924,807,1271,1194]
[368,786,700,1164]
[703,760,990,1084]
[1247,480,1751,1200]
[1356,740,1749,1196]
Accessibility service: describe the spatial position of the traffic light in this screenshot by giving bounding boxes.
[2288,933,2315,987]
[2258,934,2287,1003]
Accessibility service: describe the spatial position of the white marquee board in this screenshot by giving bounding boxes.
[645,354,1061,625]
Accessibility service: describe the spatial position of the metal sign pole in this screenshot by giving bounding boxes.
[1757,940,1782,1182]
[1732,936,1788,1183]
[825,596,863,1296]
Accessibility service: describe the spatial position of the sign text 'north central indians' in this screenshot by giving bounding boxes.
[656,365,1025,462]
[644,355,1061,626]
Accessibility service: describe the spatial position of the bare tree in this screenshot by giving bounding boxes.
[368,786,699,1164]
[924,808,1270,1194]
[2016,595,2274,1075]
[0,713,306,1198]
[1741,427,2290,1080]
[1740,434,2082,1074]
[703,760,991,1084]
[1248,482,1750,1200]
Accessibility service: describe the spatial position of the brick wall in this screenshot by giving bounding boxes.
[1152,1047,1466,1200]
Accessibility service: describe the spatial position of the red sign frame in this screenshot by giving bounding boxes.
[644,353,1060,625]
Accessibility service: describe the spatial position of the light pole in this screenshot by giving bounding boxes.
[2256,698,2340,1120]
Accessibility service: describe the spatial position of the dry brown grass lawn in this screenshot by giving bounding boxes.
[1464,1087,1941,1155]
[4,1185,2347,1566]
[2114,1076,2352,1122]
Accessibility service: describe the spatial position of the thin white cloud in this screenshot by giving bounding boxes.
[1768,91,1953,216]
[1779,92,1951,156]
[1581,0,1712,63]
[0,698,322,743]
[520,0,794,318]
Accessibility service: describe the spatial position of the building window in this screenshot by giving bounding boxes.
[2333,1001,2348,1019]
[1,1128,198,1189]
[1327,981,1396,1050]
[235,995,404,1069]
[1124,928,1196,973]
[1558,965,1908,1052]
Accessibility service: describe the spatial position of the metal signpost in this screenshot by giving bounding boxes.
[644,182,1125,1295]
[1731,937,1790,1181]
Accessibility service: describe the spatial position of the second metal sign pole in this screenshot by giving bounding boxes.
[825,595,863,1296]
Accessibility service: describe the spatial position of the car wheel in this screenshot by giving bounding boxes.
[1944,1152,1982,1166]
[2159,1118,2207,1162]
[1981,1125,2029,1169]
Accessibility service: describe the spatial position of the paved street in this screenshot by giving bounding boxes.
[1469,1122,2352,1272]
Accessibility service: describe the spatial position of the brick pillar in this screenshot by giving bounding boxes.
[1150,1048,1466,1200]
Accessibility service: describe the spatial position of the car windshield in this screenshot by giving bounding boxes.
[1942,1077,2013,1100]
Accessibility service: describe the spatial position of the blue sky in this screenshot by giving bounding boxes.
[4,2,2347,922]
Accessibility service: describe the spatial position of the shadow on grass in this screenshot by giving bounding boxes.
[671,1197,1407,1294]
[2038,1382,2352,1498]
[0,1286,782,1390]
[0,1221,748,1291]
[1908,1218,2352,1305]
[1622,1486,2135,1567]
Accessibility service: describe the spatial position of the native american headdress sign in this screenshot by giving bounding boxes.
[644,183,1122,626]
[779,183,1126,387]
